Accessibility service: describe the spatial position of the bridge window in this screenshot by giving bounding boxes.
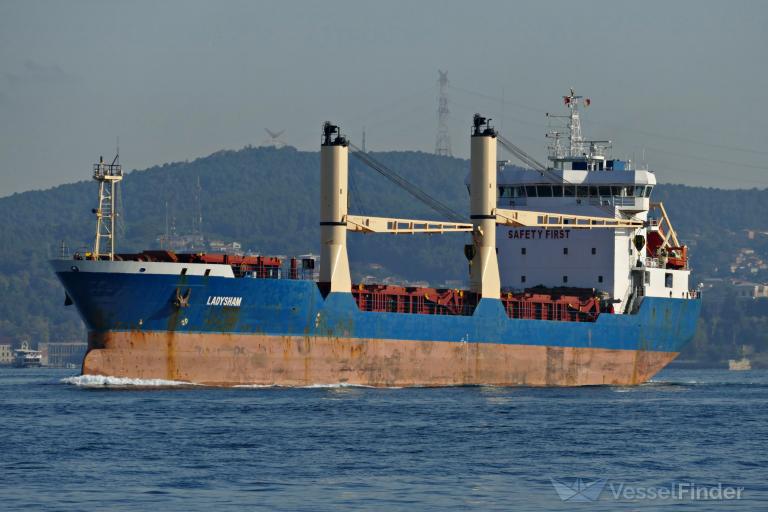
[645,271,650,284]
[204,269,211,276]
[552,185,563,197]
[180,268,187,275]
[537,185,553,197]
[634,186,644,197]
[645,186,653,198]
[589,186,599,197]
[525,185,537,197]
[576,186,588,197]
[564,186,575,197]
[665,273,673,288]
[572,161,588,170]
[598,186,611,196]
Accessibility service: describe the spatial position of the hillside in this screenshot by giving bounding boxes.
[1,145,767,364]
[0,146,476,344]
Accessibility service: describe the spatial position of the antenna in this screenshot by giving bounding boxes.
[435,70,452,156]
[113,136,127,237]
[500,85,505,133]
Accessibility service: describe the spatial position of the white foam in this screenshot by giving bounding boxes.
[234,382,401,389]
[302,382,377,389]
[647,379,699,385]
[63,375,402,389]
[61,374,197,387]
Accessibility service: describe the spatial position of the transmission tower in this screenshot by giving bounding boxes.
[434,70,452,156]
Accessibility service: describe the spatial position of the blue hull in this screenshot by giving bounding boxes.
[57,271,700,354]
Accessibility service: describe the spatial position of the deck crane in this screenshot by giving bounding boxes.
[319,118,644,297]
[344,120,640,235]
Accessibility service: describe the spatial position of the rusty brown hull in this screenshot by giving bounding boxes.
[83,331,678,387]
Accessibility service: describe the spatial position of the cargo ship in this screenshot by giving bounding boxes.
[52,91,700,386]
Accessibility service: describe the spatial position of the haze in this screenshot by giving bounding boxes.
[0,0,766,196]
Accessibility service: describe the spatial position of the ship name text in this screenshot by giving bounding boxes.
[206,296,243,307]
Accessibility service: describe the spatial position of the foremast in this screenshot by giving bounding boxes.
[92,154,123,260]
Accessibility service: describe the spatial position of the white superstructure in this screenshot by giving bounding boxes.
[493,90,691,313]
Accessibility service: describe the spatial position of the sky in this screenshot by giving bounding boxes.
[0,0,766,196]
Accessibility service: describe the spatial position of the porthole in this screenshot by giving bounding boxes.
[70,266,79,272]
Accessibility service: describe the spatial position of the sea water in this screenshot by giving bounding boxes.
[0,368,766,511]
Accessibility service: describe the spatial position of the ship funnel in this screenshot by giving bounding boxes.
[469,114,501,299]
[318,122,351,297]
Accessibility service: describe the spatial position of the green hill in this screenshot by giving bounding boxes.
[0,146,475,344]
[1,145,767,365]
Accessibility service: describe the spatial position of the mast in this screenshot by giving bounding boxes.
[469,114,501,299]
[565,88,584,155]
[318,122,351,297]
[546,89,611,169]
[92,153,123,260]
